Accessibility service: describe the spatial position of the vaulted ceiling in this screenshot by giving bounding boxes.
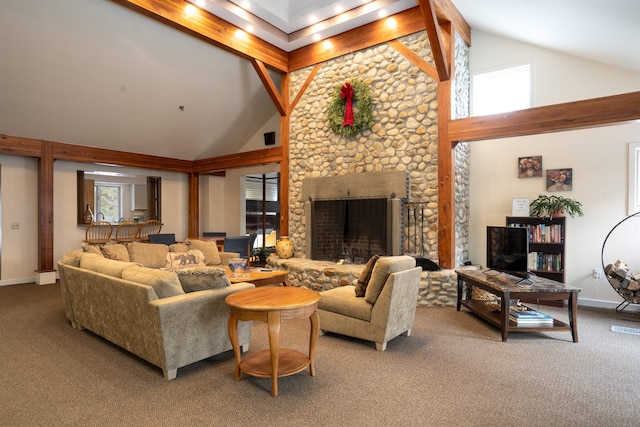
[0,0,637,162]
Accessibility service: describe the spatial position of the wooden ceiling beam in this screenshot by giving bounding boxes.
[52,141,193,172]
[288,7,426,72]
[417,0,449,81]
[448,92,640,142]
[111,0,288,72]
[251,59,286,116]
[192,146,283,173]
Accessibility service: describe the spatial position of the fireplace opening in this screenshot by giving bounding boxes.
[311,199,387,263]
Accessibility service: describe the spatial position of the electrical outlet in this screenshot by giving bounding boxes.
[593,268,602,279]
[10,222,19,230]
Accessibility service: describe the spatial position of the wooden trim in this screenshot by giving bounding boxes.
[192,146,283,173]
[433,0,471,46]
[288,7,426,72]
[417,0,449,81]
[188,173,199,238]
[389,40,439,81]
[289,64,321,113]
[38,141,55,272]
[0,134,43,157]
[251,59,286,116]
[51,141,193,172]
[111,0,288,72]
[279,73,290,236]
[448,92,640,142]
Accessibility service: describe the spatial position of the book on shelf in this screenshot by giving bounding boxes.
[509,307,554,324]
[508,223,564,244]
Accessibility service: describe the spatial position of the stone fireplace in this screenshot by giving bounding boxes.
[302,171,406,262]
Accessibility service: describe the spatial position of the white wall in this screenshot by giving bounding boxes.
[0,155,38,284]
[468,31,640,308]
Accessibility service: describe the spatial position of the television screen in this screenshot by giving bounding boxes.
[486,226,529,279]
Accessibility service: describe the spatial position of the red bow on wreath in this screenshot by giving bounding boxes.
[340,82,354,127]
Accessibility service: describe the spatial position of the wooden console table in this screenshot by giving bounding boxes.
[225,287,320,396]
[456,270,580,342]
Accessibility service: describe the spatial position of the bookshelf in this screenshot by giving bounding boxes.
[506,216,565,283]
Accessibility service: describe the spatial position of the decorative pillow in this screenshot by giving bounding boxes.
[122,266,184,298]
[186,239,222,266]
[364,256,417,305]
[127,241,169,268]
[79,253,141,279]
[101,244,131,262]
[169,242,189,253]
[83,245,103,256]
[61,250,84,267]
[165,250,206,269]
[355,255,379,297]
[164,267,231,292]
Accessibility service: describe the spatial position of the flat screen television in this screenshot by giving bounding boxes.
[486,226,530,280]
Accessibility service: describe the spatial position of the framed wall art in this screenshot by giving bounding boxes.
[546,168,573,191]
[518,156,542,178]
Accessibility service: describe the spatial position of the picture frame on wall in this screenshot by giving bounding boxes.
[546,168,573,191]
[518,156,542,178]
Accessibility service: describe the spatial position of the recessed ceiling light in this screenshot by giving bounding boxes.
[309,15,318,24]
[246,25,254,33]
[385,17,398,29]
[234,29,248,40]
[378,9,388,18]
[185,4,197,16]
[313,33,321,42]
[195,0,205,7]
[334,6,344,14]
[322,40,333,50]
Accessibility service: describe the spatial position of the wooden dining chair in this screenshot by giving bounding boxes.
[83,221,113,246]
[112,220,140,244]
[136,219,162,241]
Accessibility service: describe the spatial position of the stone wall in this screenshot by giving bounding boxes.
[287,30,470,268]
[268,256,458,307]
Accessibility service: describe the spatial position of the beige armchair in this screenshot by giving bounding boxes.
[317,256,422,350]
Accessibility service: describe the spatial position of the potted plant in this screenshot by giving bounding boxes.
[252,247,273,263]
[529,194,584,218]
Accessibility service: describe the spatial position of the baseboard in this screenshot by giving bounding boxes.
[578,297,640,312]
[0,276,38,286]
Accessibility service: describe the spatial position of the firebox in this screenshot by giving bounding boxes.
[302,171,408,262]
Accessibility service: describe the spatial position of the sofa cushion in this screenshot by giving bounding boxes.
[101,244,131,262]
[165,267,231,293]
[165,250,206,269]
[79,253,141,279]
[61,250,85,267]
[83,245,103,256]
[186,239,222,266]
[169,242,189,253]
[355,255,379,297]
[365,256,417,305]
[318,285,373,321]
[127,241,169,268]
[122,266,184,298]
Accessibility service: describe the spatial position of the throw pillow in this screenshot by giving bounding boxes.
[83,245,103,256]
[186,239,222,266]
[61,250,84,267]
[122,267,184,298]
[165,250,206,269]
[127,241,169,269]
[169,242,189,253]
[164,267,231,292]
[355,255,379,297]
[101,244,131,262]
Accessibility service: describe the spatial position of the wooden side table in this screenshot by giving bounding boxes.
[225,287,320,396]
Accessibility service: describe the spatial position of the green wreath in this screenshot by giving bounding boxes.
[327,79,374,138]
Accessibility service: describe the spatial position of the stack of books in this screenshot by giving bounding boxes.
[509,307,554,325]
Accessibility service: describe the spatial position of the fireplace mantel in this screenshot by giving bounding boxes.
[302,171,408,201]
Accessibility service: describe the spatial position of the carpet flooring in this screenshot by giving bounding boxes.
[1,283,639,426]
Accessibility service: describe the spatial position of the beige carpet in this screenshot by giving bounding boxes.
[1,283,639,426]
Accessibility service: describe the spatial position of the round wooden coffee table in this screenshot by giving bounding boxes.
[225,286,320,397]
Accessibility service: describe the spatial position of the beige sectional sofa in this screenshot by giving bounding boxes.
[58,240,253,380]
